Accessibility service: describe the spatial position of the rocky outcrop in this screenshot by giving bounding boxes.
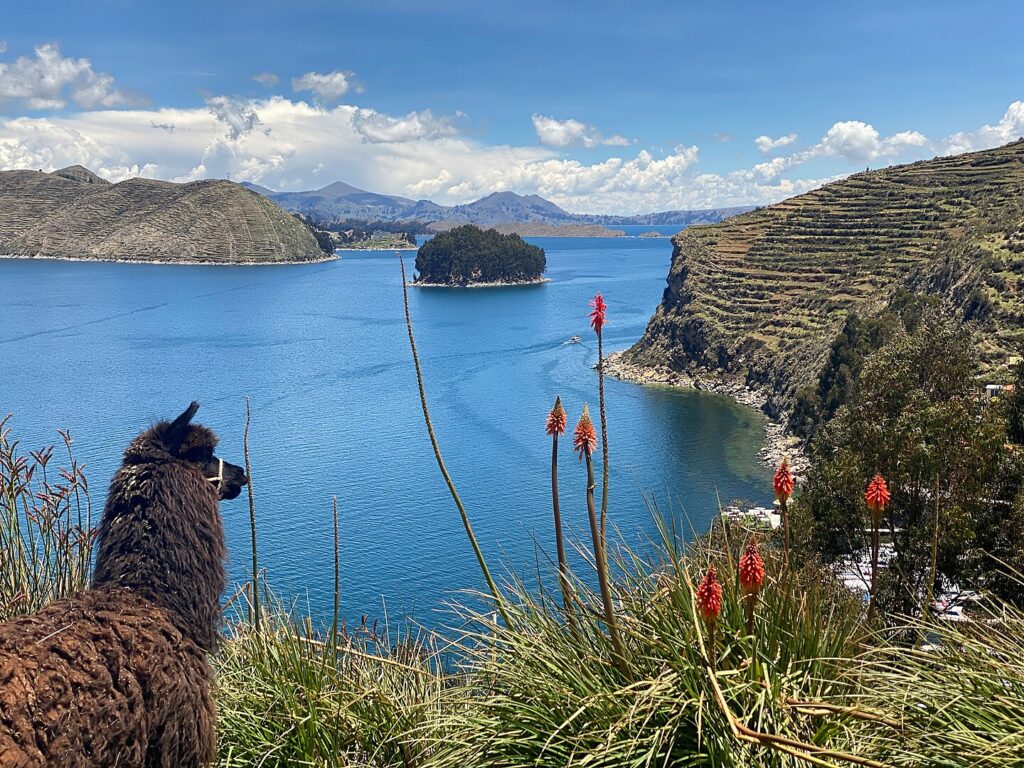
[0,168,327,264]
[622,140,1024,420]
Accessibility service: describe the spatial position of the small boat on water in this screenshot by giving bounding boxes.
[568,335,582,344]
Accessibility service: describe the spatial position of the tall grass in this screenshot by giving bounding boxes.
[0,415,94,621]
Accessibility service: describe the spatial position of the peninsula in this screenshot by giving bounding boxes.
[0,166,329,264]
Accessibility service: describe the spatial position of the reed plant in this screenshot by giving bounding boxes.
[0,415,94,621]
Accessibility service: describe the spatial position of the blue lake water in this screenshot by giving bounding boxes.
[0,230,770,627]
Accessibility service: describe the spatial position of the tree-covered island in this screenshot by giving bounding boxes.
[413,224,547,286]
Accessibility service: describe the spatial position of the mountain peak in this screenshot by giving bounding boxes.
[51,165,110,185]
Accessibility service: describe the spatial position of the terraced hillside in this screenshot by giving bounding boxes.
[624,140,1024,417]
[0,167,326,263]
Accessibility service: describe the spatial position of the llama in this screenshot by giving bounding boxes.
[0,402,246,767]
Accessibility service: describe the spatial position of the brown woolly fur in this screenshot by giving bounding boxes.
[0,403,241,768]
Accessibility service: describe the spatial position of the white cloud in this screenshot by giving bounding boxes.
[755,133,796,153]
[0,42,6,55]
[351,109,460,143]
[0,96,1020,215]
[252,72,279,87]
[205,95,262,140]
[291,71,354,104]
[532,114,630,149]
[0,44,130,111]
[940,100,1024,155]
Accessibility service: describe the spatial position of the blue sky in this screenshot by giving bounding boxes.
[1,0,1022,213]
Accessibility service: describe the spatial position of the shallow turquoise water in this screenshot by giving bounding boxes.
[0,230,770,627]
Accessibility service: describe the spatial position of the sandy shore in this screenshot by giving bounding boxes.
[0,253,338,266]
[410,277,551,288]
[603,350,809,479]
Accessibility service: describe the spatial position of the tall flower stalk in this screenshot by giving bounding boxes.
[738,539,765,637]
[575,404,626,673]
[865,473,890,623]
[398,253,512,628]
[590,293,611,540]
[546,396,575,626]
[773,458,795,569]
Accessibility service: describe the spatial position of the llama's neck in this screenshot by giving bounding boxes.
[91,461,227,651]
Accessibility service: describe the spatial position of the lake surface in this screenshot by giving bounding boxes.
[0,228,770,628]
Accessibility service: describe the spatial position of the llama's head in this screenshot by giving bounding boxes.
[124,401,248,500]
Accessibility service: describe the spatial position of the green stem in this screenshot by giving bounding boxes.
[584,450,627,674]
[868,513,879,624]
[781,497,790,570]
[551,432,575,628]
[597,329,610,541]
[398,254,512,628]
[331,495,340,646]
[244,396,260,631]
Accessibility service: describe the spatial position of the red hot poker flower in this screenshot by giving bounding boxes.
[573,404,597,460]
[773,458,795,503]
[865,474,891,516]
[696,566,723,625]
[589,293,607,333]
[738,540,766,595]
[546,396,567,437]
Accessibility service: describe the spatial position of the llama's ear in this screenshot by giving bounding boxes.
[166,401,200,447]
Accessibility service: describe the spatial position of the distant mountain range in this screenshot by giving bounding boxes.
[242,181,751,229]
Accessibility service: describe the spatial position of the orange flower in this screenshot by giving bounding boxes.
[696,565,723,624]
[738,540,766,595]
[773,458,795,503]
[573,404,597,460]
[545,396,567,436]
[589,293,607,333]
[865,474,890,516]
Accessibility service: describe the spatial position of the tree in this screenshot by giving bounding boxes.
[414,225,546,285]
[795,312,1017,615]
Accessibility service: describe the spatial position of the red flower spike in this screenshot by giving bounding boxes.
[589,293,607,333]
[573,404,597,460]
[696,565,723,625]
[738,540,766,595]
[545,396,567,436]
[865,474,890,516]
[773,458,795,503]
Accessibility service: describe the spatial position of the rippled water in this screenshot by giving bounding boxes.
[0,228,770,627]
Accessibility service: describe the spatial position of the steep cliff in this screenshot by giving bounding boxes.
[624,140,1024,418]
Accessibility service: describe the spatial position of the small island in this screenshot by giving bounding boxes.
[413,224,547,287]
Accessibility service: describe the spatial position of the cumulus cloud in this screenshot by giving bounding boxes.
[532,114,630,149]
[0,43,131,110]
[755,133,796,153]
[351,109,460,143]
[252,72,279,87]
[0,96,1020,214]
[940,100,1024,155]
[292,70,354,104]
[205,95,262,140]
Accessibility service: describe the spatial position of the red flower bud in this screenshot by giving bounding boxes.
[589,293,607,333]
[738,540,766,595]
[773,458,795,503]
[545,396,567,436]
[573,404,597,460]
[865,474,890,516]
[696,565,723,625]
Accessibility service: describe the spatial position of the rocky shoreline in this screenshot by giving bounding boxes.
[0,253,337,267]
[603,350,809,479]
[410,276,551,288]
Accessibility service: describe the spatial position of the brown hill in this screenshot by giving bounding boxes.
[0,168,327,264]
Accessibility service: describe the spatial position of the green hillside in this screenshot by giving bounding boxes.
[625,140,1024,417]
